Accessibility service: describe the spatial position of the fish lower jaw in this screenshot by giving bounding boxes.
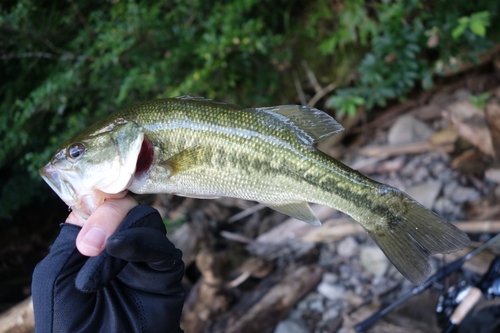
[128,177,148,193]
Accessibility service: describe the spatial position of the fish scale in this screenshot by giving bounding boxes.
[40,96,470,285]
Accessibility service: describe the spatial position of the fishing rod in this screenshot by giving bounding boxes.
[438,254,500,333]
[355,232,500,332]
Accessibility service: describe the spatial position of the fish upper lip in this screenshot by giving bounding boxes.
[39,164,61,194]
[39,163,77,206]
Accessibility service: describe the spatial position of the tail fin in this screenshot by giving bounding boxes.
[365,192,469,285]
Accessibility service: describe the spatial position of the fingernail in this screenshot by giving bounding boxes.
[81,227,106,252]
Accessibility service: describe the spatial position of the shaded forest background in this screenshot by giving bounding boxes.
[1,0,499,221]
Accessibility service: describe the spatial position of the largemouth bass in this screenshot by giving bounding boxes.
[40,96,469,285]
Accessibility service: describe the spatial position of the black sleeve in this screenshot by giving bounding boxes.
[32,205,185,333]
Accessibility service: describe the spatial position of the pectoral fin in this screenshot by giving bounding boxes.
[162,145,207,176]
[264,201,321,226]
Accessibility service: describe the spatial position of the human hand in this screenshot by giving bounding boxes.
[32,204,185,333]
[65,191,137,256]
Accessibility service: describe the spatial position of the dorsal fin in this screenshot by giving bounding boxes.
[254,105,344,144]
[175,95,212,102]
[174,95,243,109]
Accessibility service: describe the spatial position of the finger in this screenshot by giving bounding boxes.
[65,210,87,227]
[107,228,175,262]
[76,195,138,256]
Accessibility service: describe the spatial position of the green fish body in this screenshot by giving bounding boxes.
[40,96,469,285]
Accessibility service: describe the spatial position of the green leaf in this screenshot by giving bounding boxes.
[469,20,486,36]
[470,11,490,24]
[452,24,467,39]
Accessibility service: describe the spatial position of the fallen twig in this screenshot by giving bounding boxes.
[211,264,323,333]
[308,82,336,108]
[301,60,322,93]
[227,203,266,223]
[359,140,454,158]
[292,71,307,106]
[0,297,34,333]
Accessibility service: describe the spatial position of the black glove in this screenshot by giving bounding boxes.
[32,205,185,333]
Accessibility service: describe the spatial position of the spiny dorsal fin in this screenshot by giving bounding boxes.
[174,95,243,109]
[255,105,344,144]
[174,97,344,143]
[175,95,213,102]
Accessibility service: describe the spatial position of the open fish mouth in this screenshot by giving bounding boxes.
[39,163,78,207]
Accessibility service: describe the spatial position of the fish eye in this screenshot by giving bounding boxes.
[67,143,86,161]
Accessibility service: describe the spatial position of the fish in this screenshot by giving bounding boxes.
[40,96,469,285]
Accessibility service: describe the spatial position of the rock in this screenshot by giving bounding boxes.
[322,307,340,321]
[318,244,337,267]
[451,186,479,204]
[360,246,389,277]
[273,319,310,333]
[388,115,434,145]
[400,156,422,177]
[337,236,358,258]
[317,282,345,302]
[431,161,446,177]
[434,197,457,216]
[453,88,472,101]
[485,168,500,184]
[443,180,459,197]
[321,272,339,284]
[412,166,430,183]
[406,180,442,209]
[308,298,325,313]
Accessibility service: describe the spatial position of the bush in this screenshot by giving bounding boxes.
[1,0,499,219]
[0,0,301,219]
[316,0,500,114]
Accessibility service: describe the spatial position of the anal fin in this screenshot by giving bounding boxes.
[264,201,321,226]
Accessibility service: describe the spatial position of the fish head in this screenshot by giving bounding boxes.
[39,121,146,218]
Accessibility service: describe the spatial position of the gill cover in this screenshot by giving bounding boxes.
[93,122,145,193]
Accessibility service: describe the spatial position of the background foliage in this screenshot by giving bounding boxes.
[0,0,499,220]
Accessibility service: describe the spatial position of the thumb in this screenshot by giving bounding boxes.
[75,195,138,256]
